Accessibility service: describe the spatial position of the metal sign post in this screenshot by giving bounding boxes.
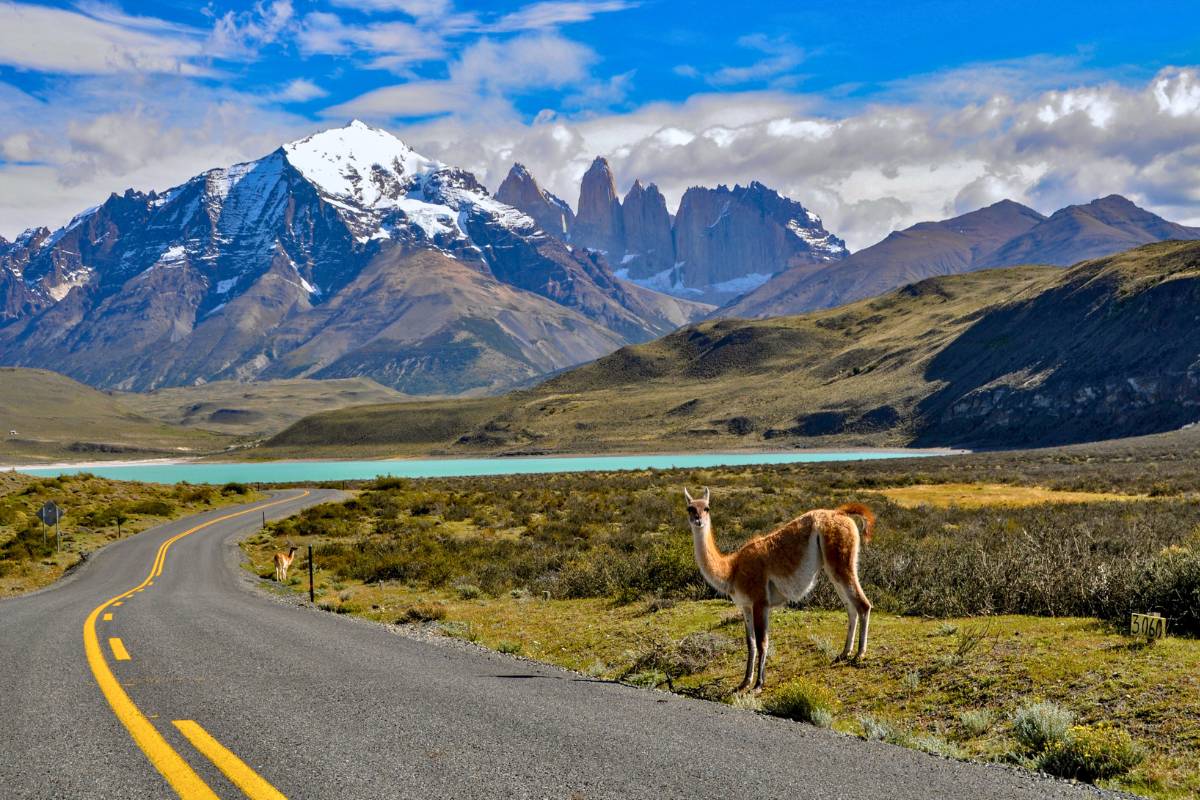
[37,502,64,552]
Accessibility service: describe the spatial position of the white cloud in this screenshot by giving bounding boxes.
[393,67,1200,250]
[488,1,634,32]
[327,0,452,17]
[706,34,805,87]
[325,31,597,118]
[269,78,329,103]
[0,2,207,75]
[296,11,445,70]
[209,0,295,59]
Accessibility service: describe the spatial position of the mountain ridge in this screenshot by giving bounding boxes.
[0,121,710,394]
[723,194,1200,318]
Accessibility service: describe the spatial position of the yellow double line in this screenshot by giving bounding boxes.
[83,491,309,799]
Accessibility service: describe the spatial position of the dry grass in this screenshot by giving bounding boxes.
[875,483,1146,508]
[1,472,259,595]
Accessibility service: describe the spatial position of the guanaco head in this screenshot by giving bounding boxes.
[683,486,711,532]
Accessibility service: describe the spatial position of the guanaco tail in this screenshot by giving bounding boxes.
[684,487,875,693]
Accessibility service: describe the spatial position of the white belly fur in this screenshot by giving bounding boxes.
[767,533,823,605]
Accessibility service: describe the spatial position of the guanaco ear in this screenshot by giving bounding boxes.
[703,486,710,504]
[683,487,694,503]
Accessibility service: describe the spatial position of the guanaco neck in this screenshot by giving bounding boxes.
[691,518,733,594]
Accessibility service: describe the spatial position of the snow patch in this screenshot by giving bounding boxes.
[215,277,238,294]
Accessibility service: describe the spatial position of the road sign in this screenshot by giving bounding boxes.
[37,501,64,526]
[1130,612,1167,639]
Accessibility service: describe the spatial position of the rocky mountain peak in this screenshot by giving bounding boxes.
[495,162,575,237]
[619,179,673,277]
[281,120,440,208]
[574,156,624,255]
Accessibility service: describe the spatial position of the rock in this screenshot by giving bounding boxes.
[619,180,675,277]
[494,163,575,239]
[673,182,847,304]
[573,156,625,256]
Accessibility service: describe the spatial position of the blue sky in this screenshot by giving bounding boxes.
[3,0,1200,248]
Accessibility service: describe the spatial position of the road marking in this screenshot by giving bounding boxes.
[82,491,309,800]
[103,613,113,621]
[173,720,288,800]
[109,638,131,661]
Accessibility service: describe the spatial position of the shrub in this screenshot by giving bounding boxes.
[1036,724,1145,782]
[453,581,483,600]
[623,632,734,682]
[1012,701,1073,753]
[958,709,995,739]
[727,693,763,712]
[126,499,176,516]
[221,482,250,495]
[496,640,522,655]
[763,680,836,725]
[396,604,445,623]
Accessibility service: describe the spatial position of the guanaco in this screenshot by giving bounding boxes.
[684,487,875,693]
[274,544,298,583]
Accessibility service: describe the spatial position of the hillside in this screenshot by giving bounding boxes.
[263,240,1200,456]
[0,368,231,463]
[725,195,1200,318]
[0,122,708,395]
[118,377,408,437]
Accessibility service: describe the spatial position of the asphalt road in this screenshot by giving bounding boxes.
[0,490,1126,800]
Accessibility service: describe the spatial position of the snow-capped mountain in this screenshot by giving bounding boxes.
[0,121,708,394]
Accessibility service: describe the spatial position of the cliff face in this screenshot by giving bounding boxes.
[619,180,675,277]
[529,160,846,305]
[494,163,575,238]
[671,182,847,300]
[573,157,625,256]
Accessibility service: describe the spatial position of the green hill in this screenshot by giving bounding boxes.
[119,377,408,437]
[262,240,1200,457]
[0,368,232,464]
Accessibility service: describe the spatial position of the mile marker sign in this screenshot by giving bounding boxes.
[1130,612,1167,639]
[37,501,64,526]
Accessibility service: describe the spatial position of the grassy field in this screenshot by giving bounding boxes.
[0,368,233,464]
[120,377,408,438]
[1,470,259,595]
[240,444,1200,798]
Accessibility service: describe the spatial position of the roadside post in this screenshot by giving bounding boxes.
[1130,612,1167,640]
[308,544,315,603]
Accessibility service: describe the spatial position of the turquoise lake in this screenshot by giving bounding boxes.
[17,450,942,485]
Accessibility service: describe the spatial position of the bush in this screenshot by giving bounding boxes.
[623,632,734,682]
[763,680,836,725]
[496,640,522,655]
[221,482,250,495]
[396,604,445,623]
[1036,724,1145,782]
[126,499,176,516]
[958,709,995,739]
[453,581,483,600]
[1012,701,1073,753]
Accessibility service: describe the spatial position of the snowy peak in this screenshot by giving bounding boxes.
[281,120,441,208]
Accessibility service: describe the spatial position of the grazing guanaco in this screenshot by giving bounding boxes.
[683,487,875,693]
[274,544,298,583]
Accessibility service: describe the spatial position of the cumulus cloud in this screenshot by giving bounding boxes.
[325,31,597,118]
[393,67,1200,250]
[296,11,446,70]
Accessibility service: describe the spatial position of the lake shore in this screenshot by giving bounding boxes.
[8,447,964,484]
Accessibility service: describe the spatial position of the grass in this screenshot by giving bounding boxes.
[239,571,1200,798]
[0,471,259,595]
[875,483,1146,508]
[120,377,408,438]
[0,368,233,464]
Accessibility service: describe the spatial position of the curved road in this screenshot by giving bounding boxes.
[0,490,1122,799]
